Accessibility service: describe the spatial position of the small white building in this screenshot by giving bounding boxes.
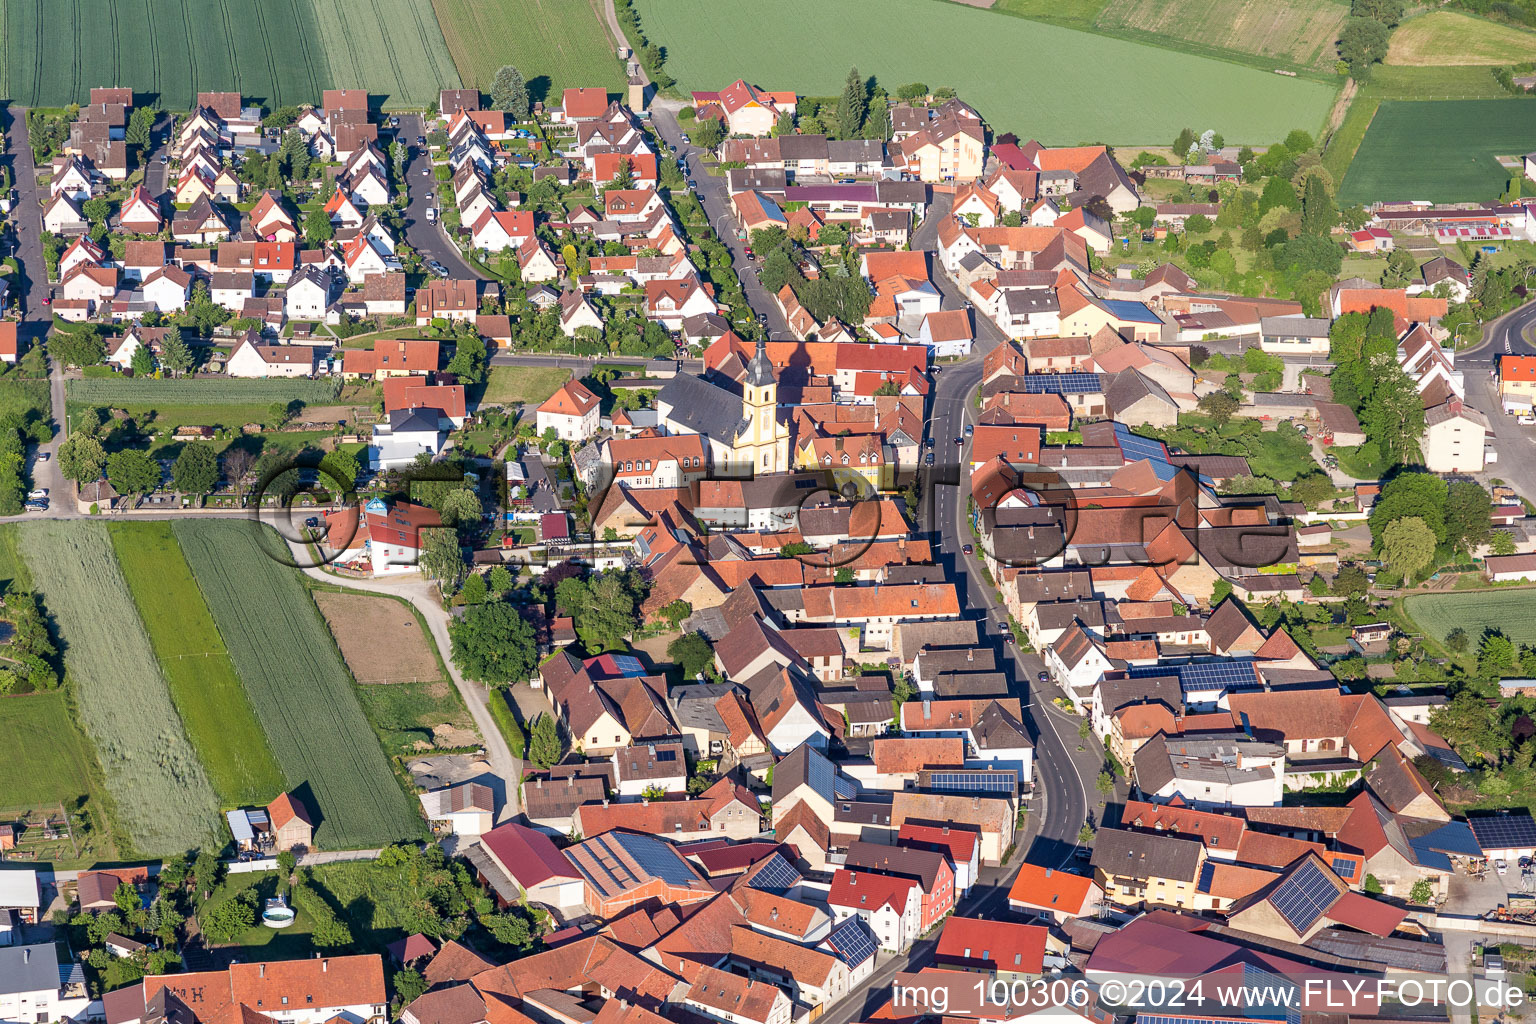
[535,380,601,443]
[0,944,87,1022]
[419,783,494,836]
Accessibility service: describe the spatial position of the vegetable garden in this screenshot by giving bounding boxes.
[66,378,342,407]
[175,521,423,849]
[18,522,224,857]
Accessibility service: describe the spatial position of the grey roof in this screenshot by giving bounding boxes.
[778,134,830,161]
[1134,734,1281,794]
[772,742,856,806]
[933,672,1010,699]
[876,180,928,205]
[1004,289,1059,314]
[1106,368,1176,417]
[1096,672,1182,717]
[0,944,58,997]
[974,701,1032,751]
[915,646,998,678]
[670,682,735,733]
[827,139,884,163]
[1260,315,1330,339]
[658,373,747,442]
[1090,827,1203,882]
[389,407,443,433]
[1014,570,1094,605]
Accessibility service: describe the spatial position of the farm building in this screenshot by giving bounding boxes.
[268,792,314,852]
[471,822,584,912]
[1485,554,1536,583]
[419,783,494,837]
[0,870,38,929]
[1469,810,1536,862]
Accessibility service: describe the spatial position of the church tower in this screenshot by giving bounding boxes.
[742,337,788,473]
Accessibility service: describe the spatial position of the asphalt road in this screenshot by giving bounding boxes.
[396,113,484,282]
[1,106,67,505]
[648,100,790,340]
[1449,298,1536,500]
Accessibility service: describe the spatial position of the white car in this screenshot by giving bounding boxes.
[26,488,46,500]
[426,207,437,223]
[1519,415,1536,426]
[1497,858,1510,875]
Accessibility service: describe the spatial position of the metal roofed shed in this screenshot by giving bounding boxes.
[1469,809,1536,860]
[226,809,255,846]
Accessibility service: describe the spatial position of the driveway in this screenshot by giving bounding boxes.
[396,113,485,282]
[284,538,524,821]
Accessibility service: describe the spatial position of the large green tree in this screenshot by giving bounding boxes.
[1369,470,1447,546]
[1360,359,1425,467]
[172,443,220,496]
[1382,516,1435,580]
[420,529,467,589]
[50,326,105,368]
[304,205,334,246]
[835,67,867,141]
[1299,175,1337,236]
[1339,17,1391,78]
[106,448,160,497]
[528,713,562,768]
[1445,480,1492,553]
[58,430,106,485]
[449,602,537,684]
[491,66,530,120]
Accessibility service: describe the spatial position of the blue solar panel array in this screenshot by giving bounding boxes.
[1269,861,1337,933]
[607,654,646,677]
[1469,811,1536,852]
[1114,423,1171,464]
[1022,373,1102,395]
[613,832,699,886]
[1126,658,1260,695]
[745,853,800,894]
[824,916,878,967]
[920,769,1019,795]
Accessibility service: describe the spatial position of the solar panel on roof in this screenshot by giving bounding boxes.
[745,852,800,894]
[1268,861,1337,933]
[920,770,1018,795]
[1023,373,1101,395]
[1330,857,1358,879]
[607,654,646,676]
[824,916,878,967]
[1114,424,1172,464]
[1469,811,1536,851]
[614,832,698,886]
[1126,658,1260,694]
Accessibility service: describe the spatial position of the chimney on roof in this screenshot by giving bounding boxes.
[322,960,328,972]
[21,949,27,964]
[1045,867,1053,877]
[259,965,264,977]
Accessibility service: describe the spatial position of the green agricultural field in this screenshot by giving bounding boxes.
[1338,99,1536,204]
[174,521,424,850]
[635,0,1337,143]
[430,0,624,101]
[1405,589,1536,647]
[0,692,104,812]
[109,522,286,807]
[1093,0,1348,71]
[1387,11,1536,66]
[2,0,457,109]
[18,521,223,857]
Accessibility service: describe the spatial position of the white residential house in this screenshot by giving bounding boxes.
[210,271,255,309]
[41,194,88,235]
[58,236,108,279]
[535,380,602,442]
[0,944,87,1022]
[470,209,535,254]
[286,267,339,321]
[141,266,193,313]
[51,157,94,201]
[226,334,318,378]
[829,872,922,952]
[558,291,604,337]
[369,408,446,470]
